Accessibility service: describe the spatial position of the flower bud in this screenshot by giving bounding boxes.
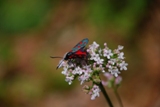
[82,85,90,93]
[93,78,101,84]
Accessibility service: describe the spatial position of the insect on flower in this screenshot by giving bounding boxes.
[51,38,89,69]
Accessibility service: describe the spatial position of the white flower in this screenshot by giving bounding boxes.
[90,85,101,100]
[119,61,128,70]
[118,45,124,50]
[118,52,125,59]
[108,59,117,65]
[72,66,83,75]
[90,53,99,61]
[83,65,92,73]
[89,41,99,52]
[90,53,104,65]
[65,75,74,85]
[92,41,99,49]
[96,57,104,65]
[79,72,90,85]
[61,66,68,75]
[108,67,120,77]
[103,49,113,59]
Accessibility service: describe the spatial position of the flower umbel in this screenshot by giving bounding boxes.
[90,85,101,100]
[59,41,128,100]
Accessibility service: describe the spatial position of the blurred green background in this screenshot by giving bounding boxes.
[0,0,160,107]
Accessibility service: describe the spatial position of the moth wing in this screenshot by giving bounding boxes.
[71,38,89,53]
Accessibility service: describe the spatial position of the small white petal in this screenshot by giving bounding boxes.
[103,49,113,59]
[108,68,120,77]
[118,45,124,50]
[118,52,125,59]
[119,61,128,71]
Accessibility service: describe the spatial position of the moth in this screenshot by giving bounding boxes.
[51,38,89,69]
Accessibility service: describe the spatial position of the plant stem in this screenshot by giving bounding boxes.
[114,88,123,107]
[98,82,114,107]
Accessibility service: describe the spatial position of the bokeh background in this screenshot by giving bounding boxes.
[0,0,160,107]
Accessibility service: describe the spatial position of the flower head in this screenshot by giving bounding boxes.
[57,41,128,100]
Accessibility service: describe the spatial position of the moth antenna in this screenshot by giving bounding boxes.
[50,56,62,58]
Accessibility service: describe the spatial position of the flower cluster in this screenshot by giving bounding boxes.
[87,42,128,77]
[60,41,128,100]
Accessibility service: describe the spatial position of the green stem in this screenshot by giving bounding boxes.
[114,88,123,107]
[98,82,114,107]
